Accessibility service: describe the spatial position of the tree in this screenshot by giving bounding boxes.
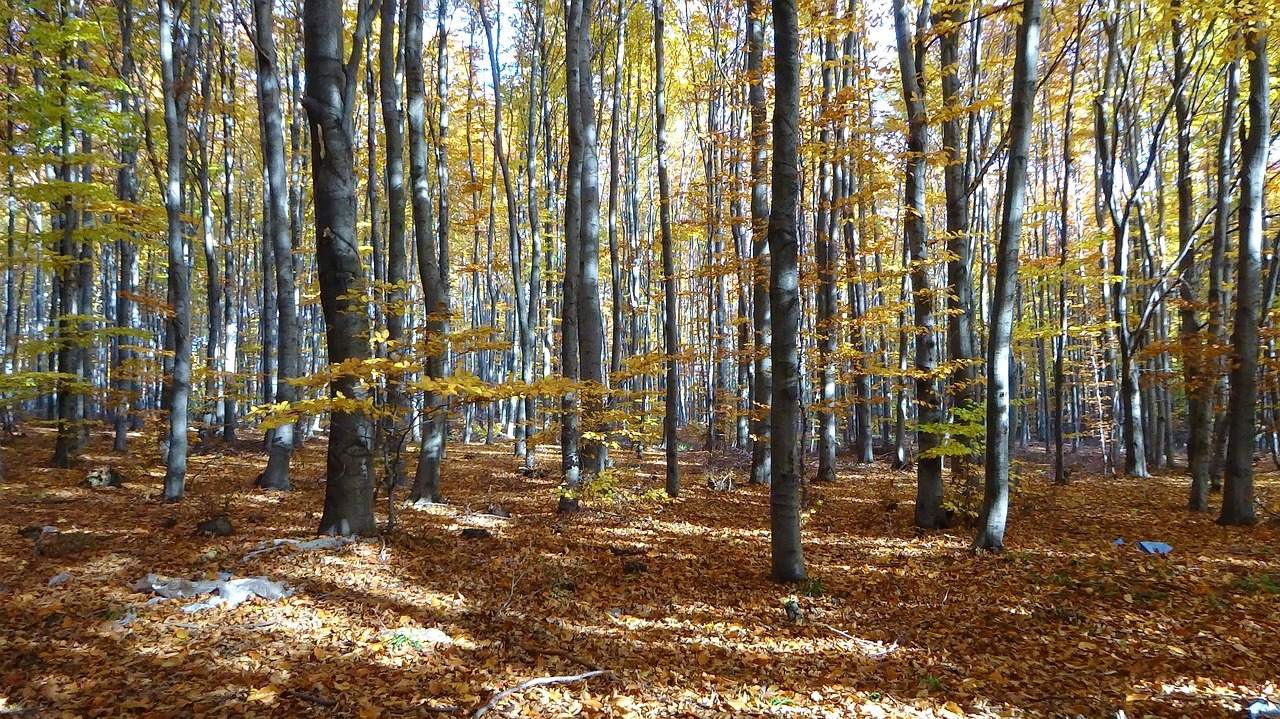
[378,0,410,487]
[406,0,448,505]
[891,0,944,529]
[746,0,771,486]
[303,0,377,535]
[159,0,200,501]
[655,0,678,498]
[975,0,1041,551]
[769,0,806,585]
[1218,24,1267,527]
[253,0,299,492]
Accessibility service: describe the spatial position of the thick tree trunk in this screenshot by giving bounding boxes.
[769,0,806,584]
[254,0,299,491]
[975,0,1041,551]
[304,0,377,534]
[1219,28,1267,527]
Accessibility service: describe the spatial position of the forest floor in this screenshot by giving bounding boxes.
[1,428,1278,719]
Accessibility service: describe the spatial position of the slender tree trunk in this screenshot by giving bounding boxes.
[975,0,1041,551]
[159,0,197,500]
[935,1,979,490]
[1219,27,1267,527]
[747,0,771,485]
[560,0,585,509]
[254,0,299,491]
[380,0,410,486]
[577,0,607,476]
[112,0,140,453]
[520,0,545,470]
[1203,53,1240,502]
[893,0,944,528]
[814,35,837,485]
[769,0,806,584]
[407,0,447,505]
[655,0,678,497]
[1053,24,1082,486]
[304,0,378,534]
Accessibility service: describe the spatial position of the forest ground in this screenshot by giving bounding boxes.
[1,427,1277,719]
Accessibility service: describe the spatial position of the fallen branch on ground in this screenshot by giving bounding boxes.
[470,670,616,719]
[818,622,901,658]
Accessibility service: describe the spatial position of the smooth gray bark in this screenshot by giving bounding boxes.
[769,0,806,584]
[379,0,410,486]
[975,0,1041,551]
[1219,28,1267,527]
[304,0,378,534]
[159,0,197,500]
[892,0,945,528]
[254,0,299,491]
[747,0,771,485]
[655,0,679,497]
[406,0,448,505]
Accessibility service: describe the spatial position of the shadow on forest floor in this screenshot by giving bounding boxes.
[1,426,1277,718]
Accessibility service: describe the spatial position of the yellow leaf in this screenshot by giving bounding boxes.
[313,646,327,661]
[1167,646,1186,656]
[1125,693,1151,702]
[696,650,710,666]
[1077,641,1097,650]
[247,685,279,702]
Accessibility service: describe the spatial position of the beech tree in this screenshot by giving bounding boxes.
[976,0,1042,551]
[769,0,806,584]
[1219,24,1267,527]
[303,0,377,535]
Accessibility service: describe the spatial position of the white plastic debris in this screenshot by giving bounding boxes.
[241,536,355,561]
[379,626,452,645]
[130,573,293,612]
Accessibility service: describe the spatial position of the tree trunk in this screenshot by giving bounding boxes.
[112,0,140,453]
[893,0,944,528]
[577,0,607,477]
[1219,27,1267,527]
[407,0,448,505]
[975,0,1041,551]
[655,0,679,497]
[159,0,196,500]
[304,0,377,534]
[379,0,410,486]
[769,0,806,584]
[254,0,299,491]
[814,35,837,485]
[934,2,980,490]
[747,0,771,485]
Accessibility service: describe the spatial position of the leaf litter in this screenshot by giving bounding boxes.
[0,429,1277,718]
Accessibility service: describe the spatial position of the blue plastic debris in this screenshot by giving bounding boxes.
[1113,538,1125,546]
[1137,541,1172,555]
[1247,699,1280,719]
